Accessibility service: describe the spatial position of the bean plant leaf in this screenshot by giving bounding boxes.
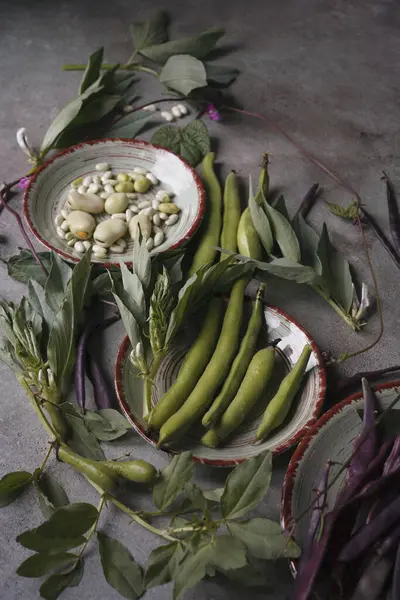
[173,542,213,600]
[39,559,84,600]
[98,532,144,600]
[152,126,181,155]
[0,471,32,507]
[45,253,72,313]
[80,47,104,94]
[103,110,154,138]
[254,257,319,284]
[160,55,207,96]
[292,213,320,269]
[17,530,85,553]
[63,413,105,460]
[219,557,284,589]
[228,518,301,559]
[140,27,225,65]
[203,487,224,502]
[182,483,208,512]
[28,280,55,332]
[204,63,239,87]
[83,409,130,441]
[325,200,359,221]
[7,249,51,286]
[17,553,77,578]
[131,10,169,51]
[34,503,98,539]
[144,541,185,588]
[112,292,141,350]
[152,119,210,166]
[221,450,272,520]
[120,264,146,321]
[262,191,301,262]
[210,535,247,571]
[248,178,274,254]
[36,473,69,519]
[132,232,152,291]
[153,452,194,511]
[316,223,354,312]
[272,194,291,222]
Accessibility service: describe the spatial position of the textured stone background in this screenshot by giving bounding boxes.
[1,0,400,598]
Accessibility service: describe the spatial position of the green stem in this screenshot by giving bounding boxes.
[78,494,106,559]
[18,377,59,440]
[311,285,359,332]
[169,525,204,535]
[38,444,54,473]
[62,63,159,77]
[143,352,165,418]
[109,496,177,542]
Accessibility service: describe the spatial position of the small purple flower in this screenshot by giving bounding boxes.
[18,176,31,190]
[206,103,222,121]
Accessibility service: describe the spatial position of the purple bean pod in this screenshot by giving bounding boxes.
[349,552,394,600]
[383,171,400,255]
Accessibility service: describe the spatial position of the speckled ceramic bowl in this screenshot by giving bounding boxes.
[24,139,205,264]
[281,380,400,572]
[115,299,326,466]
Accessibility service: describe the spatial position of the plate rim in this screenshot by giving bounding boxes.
[23,137,205,265]
[114,301,327,466]
[281,378,400,532]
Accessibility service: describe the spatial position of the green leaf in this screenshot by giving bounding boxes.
[210,535,247,571]
[72,94,122,127]
[262,192,301,262]
[292,213,320,269]
[228,518,301,559]
[316,223,354,312]
[325,200,358,221]
[132,232,152,291]
[83,409,130,441]
[45,253,72,313]
[173,542,213,600]
[149,268,175,354]
[17,530,85,553]
[131,10,169,51]
[221,450,272,520]
[248,178,273,254]
[271,194,290,222]
[254,257,319,284]
[112,293,141,350]
[17,552,77,578]
[160,55,207,96]
[98,532,144,600]
[153,451,194,511]
[28,279,55,332]
[204,63,239,87]
[120,263,146,320]
[7,249,51,286]
[35,503,98,538]
[144,542,184,588]
[152,119,210,166]
[0,471,32,507]
[40,559,84,600]
[63,413,105,460]
[80,47,104,94]
[103,110,154,138]
[0,341,18,371]
[140,27,225,65]
[36,473,69,519]
[202,487,224,502]
[182,483,208,512]
[219,557,281,588]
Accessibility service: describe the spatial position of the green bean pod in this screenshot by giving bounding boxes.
[58,446,117,493]
[220,171,241,261]
[158,278,247,446]
[202,283,265,428]
[188,153,222,276]
[201,346,275,448]
[237,208,263,260]
[99,459,158,485]
[147,297,224,431]
[255,344,312,442]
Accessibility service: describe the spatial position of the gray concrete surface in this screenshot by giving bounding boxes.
[1,0,400,598]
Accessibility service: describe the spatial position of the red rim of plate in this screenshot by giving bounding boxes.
[23,138,206,266]
[281,379,400,533]
[114,301,327,466]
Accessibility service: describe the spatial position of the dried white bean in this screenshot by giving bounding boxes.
[166,214,179,226]
[152,213,161,226]
[155,190,170,202]
[128,214,152,240]
[101,171,113,182]
[54,214,64,226]
[96,163,110,172]
[154,231,164,247]
[138,200,151,209]
[161,110,173,122]
[152,199,160,210]
[111,213,126,220]
[143,104,156,112]
[127,192,138,200]
[74,241,85,253]
[153,225,163,234]
[100,192,111,199]
[95,241,108,248]
[146,238,154,251]
[78,185,87,194]
[60,221,70,231]
[83,176,93,187]
[146,172,158,185]
[116,238,127,249]
[130,205,140,213]
[133,167,147,176]
[67,191,104,214]
[92,244,108,254]
[83,241,92,250]
[56,227,66,239]
[107,179,117,185]
[93,251,107,259]
[61,209,70,219]
[109,244,123,253]
[92,175,102,184]
[104,184,115,194]
[125,209,134,223]
[67,238,76,246]
[171,105,182,118]
[141,207,155,216]
[87,183,100,194]
[159,212,169,221]
[65,232,75,241]
[177,103,188,115]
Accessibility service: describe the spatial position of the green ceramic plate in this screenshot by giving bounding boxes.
[115,299,326,466]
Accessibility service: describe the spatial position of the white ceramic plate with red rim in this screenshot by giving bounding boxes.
[281,380,400,568]
[24,138,205,265]
[115,299,326,466]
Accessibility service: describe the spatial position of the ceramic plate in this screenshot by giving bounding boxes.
[115,299,326,466]
[281,380,400,561]
[24,139,205,264]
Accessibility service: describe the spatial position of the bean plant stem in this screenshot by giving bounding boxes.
[143,352,166,417]
[39,444,54,473]
[78,494,106,560]
[311,285,358,332]
[18,377,58,441]
[109,496,177,542]
[62,63,159,77]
